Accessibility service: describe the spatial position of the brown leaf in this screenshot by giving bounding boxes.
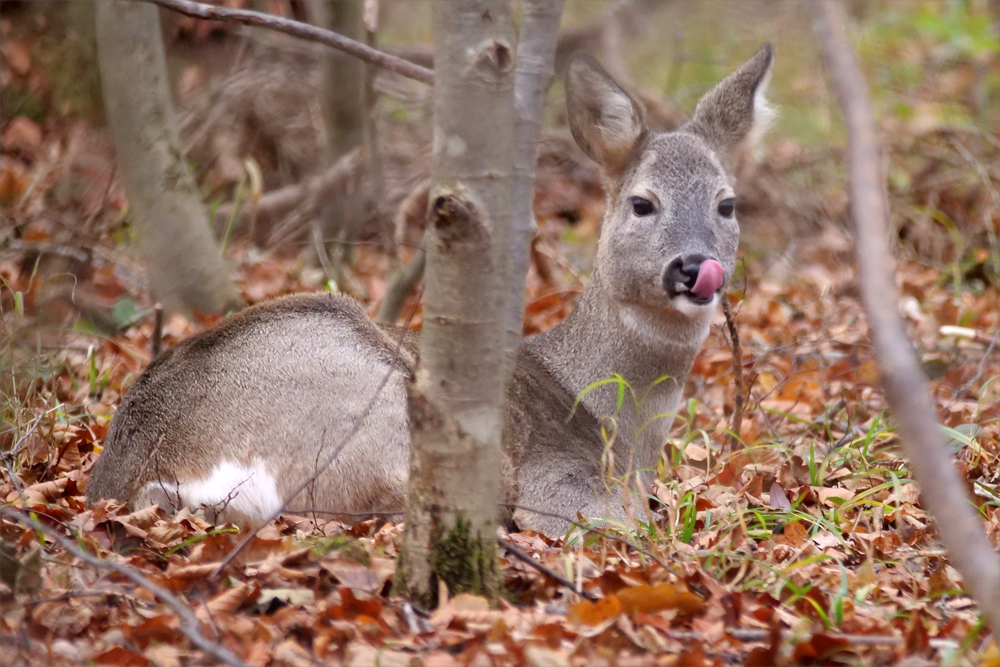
[322,558,379,593]
[197,581,256,621]
[775,520,810,548]
[616,582,706,616]
[93,646,151,667]
[904,612,930,655]
[1,116,42,155]
[791,633,853,665]
[273,639,316,667]
[566,595,621,626]
[745,623,782,667]
[769,481,792,510]
[32,600,93,636]
[2,40,32,75]
[709,462,745,489]
[23,478,70,504]
[676,641,709,667]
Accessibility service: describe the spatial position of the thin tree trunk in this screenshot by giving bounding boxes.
[506,0,566,358]
[377,2,566,330]
[812,0,1000,636]
[96,1,242,315]
[307,0,365,160]
[397,0,516,607]
[306,0,366,294]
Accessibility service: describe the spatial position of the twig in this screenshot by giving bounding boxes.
[948,327,1000,403]
[721,296,745,450]
[150,303,164,360]
[0,507,250,667]
[140,0,433,84]
[497,536,598,601]
[811,0,1000,635]
[213,287,423,576]
[4,405,64,500]
[503,503,672,573]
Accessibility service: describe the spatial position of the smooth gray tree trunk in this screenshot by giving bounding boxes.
[506,0,566,361]
[307,0,365,161]
[397,0,516,606]
[306,0,366,293]
[96,1,242,315]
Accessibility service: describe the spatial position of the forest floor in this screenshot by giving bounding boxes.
[2,2,1000,666]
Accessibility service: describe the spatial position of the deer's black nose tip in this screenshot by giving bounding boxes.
[665,254,709,293]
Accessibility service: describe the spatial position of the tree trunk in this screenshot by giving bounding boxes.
[307,0,365,161]
[506,0,565,359]
[397,0,516,607]
[96,1,242,315]
[812,0,1000,636]
[306,0,366,293]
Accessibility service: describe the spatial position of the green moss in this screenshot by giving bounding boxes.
[306,534,370,564]
[429,515,498,600]
[394,514,499,607]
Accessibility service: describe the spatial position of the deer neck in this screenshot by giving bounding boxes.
[529,271,714,475]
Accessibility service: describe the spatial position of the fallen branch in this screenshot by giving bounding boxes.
[811,0,1000,635]
[503,503,673,573]
[212,149,362,241]
[0,506,250,667]
[140,0,433,84]
[498,536,599,601]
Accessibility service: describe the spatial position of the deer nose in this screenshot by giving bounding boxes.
[664,255,724,302]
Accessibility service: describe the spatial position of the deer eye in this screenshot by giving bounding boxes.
[718,198,736,218]
[631,196,655,217]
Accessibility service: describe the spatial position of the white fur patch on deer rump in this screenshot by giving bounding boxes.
[136,459,283,525]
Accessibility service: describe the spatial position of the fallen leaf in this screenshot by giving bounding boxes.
[567,595,621,627]
[769,481,792,510]
[1,116,42,154]
[616,582,706,616]
[92,646,151,667]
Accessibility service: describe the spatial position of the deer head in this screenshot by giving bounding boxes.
[565,45,774,342]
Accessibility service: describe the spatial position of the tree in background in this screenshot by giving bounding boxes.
[306,0,367,293]
[96,1,242,315]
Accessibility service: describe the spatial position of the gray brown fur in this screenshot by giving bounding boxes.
[87,46,774,537]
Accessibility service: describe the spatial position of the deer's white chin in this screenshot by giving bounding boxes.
[620,300,714,348]
[672,292,718,317]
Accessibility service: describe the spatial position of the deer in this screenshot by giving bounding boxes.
[87,45,774,537]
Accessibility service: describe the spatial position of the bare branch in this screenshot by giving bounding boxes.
[139,0,433,84]
[811,0,1000,635]
[721,297,745,449]
[0,507,250,667]
[503,503,673,573]
[497,536,599,601]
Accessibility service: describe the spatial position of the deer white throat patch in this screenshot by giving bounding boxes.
[137,459,283,525]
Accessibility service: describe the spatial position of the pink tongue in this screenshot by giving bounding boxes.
[691,260,724,299]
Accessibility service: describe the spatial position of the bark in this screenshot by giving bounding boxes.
[811,0,1000,636]
[397,0,516,607]
[506,0,566,359]
[97,1,242,315]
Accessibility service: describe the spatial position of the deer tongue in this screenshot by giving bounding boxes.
[691,260,724,300]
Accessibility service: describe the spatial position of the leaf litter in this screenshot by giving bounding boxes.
[2,2,999,665]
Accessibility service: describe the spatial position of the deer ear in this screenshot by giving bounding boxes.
[686,43,775,169]
[566,54,646,175]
